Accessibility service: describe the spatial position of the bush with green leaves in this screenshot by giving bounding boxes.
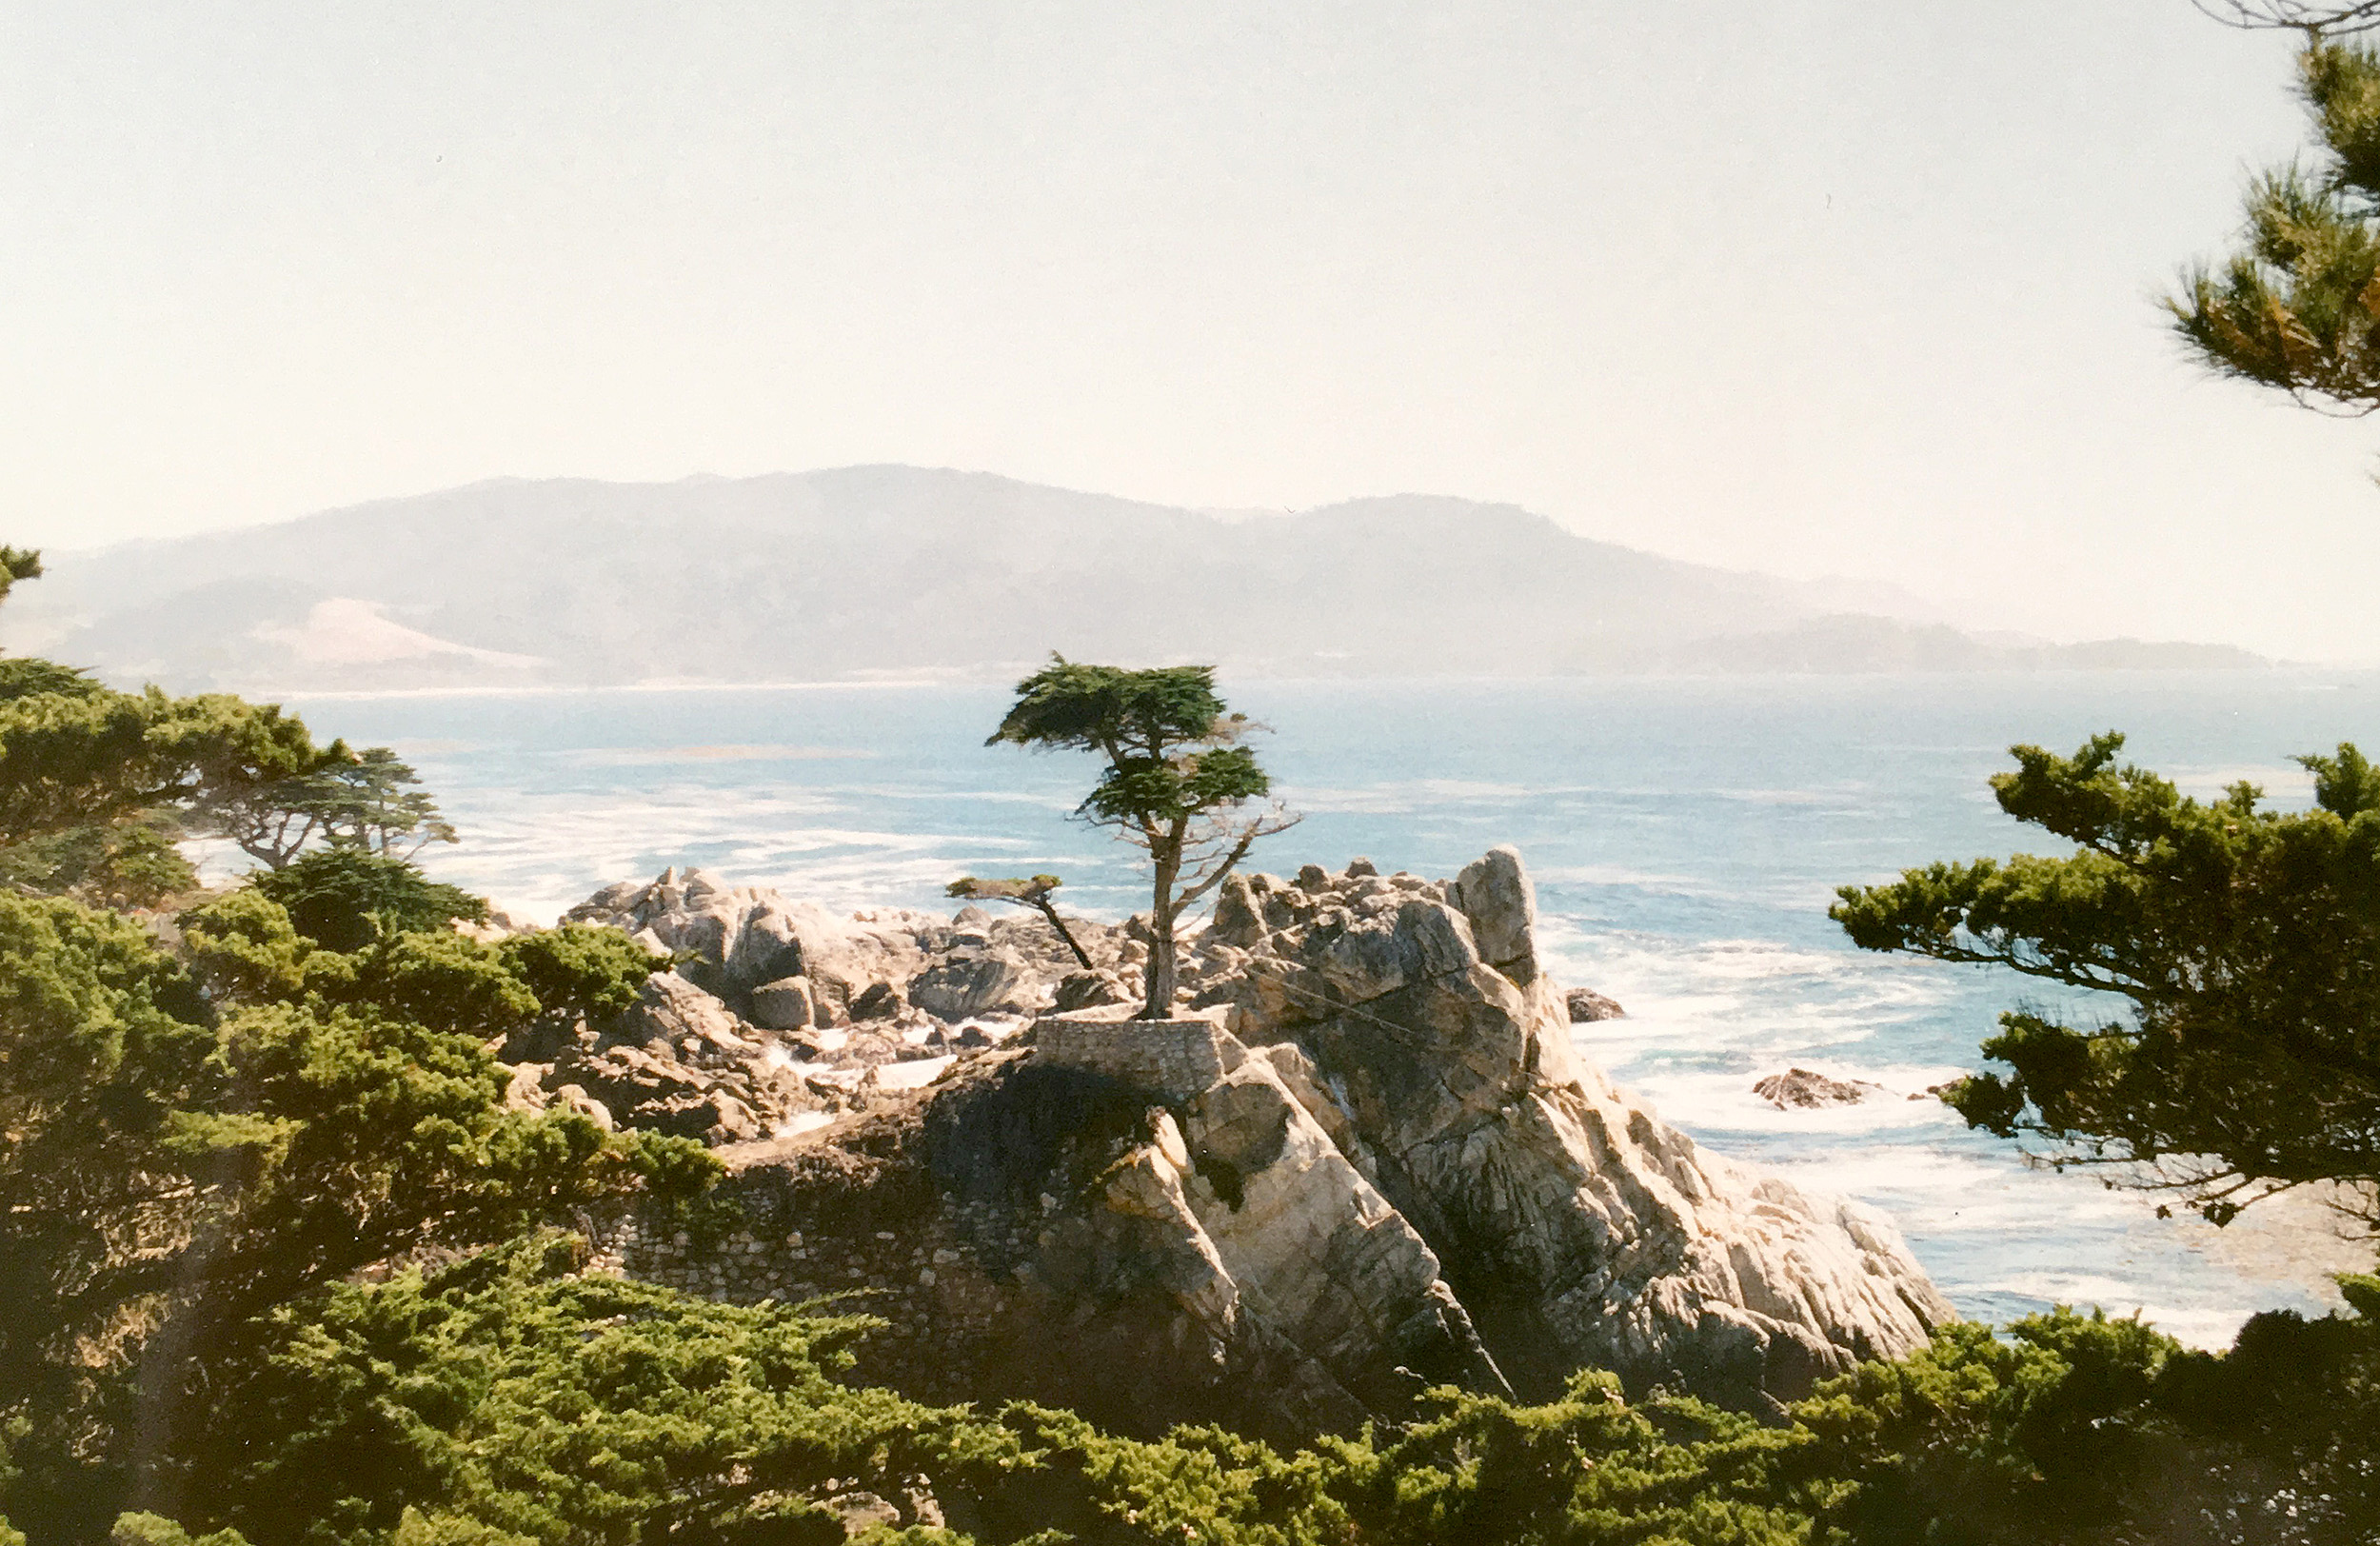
[497,923,670,1022]
[250,847,489,952]
[93,1263,2372,1546]
[0,811,197,909]
[179,1234,1007,1546]
[0,883,710,1543]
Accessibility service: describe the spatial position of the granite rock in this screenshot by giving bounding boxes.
[1566,987,1626,1022]
[1200,852,1952,1412]
[565,847,1954,1435]
[1754,1068,1894,1109]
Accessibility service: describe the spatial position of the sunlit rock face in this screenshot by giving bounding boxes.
[537,847,1954,1436]
[1198,847,1953,1413]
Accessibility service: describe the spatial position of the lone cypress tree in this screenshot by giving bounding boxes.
[987,657,1295,1019]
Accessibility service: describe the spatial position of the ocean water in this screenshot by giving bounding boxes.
[268,669,2380,1345]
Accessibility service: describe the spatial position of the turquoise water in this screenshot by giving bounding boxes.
[268,670,2380,1343]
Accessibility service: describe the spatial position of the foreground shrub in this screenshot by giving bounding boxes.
[252,848,486,952]
[0,891,711,1543]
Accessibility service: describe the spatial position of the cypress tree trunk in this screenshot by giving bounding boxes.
[1031,896,1095,969]
[1144,911,1178,1020]
[1144,837,1181,1019]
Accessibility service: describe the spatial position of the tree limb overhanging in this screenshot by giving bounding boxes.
[1834,731,2380,1229]
[2170,36,2380,423]
[2194,1,2380,34]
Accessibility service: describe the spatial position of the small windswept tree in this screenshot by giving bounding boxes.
[0,548,330,908]
[946,873,1094,968]
[987,657,1296,1019]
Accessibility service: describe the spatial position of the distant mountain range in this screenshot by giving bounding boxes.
[4,466,2271,692]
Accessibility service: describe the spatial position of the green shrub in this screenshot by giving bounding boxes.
[252,849,485,952]
[180,1236,995,1546]
[498,923,664,1022]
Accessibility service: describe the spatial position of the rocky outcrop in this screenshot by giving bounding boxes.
[1567,987,1625,1022]
[506,865,1138,1139]
[1754,1068,1894,1110]
[548,848,1953,1437]
[1196,849,1951,1412]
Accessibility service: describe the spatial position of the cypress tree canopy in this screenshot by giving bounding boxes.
[1834,732,2380,1226]
[2172,38,2380,414]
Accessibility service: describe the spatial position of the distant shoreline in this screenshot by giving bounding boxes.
[256,663,2368,704]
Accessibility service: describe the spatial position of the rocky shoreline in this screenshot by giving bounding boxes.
[506,845,1954,1437]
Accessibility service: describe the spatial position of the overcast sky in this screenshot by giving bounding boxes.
[4,3,2367,657]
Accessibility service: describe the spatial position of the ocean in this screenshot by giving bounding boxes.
[266,668,2380,1345]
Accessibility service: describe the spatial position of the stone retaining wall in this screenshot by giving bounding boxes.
[590,1188,1054,1403]
[1029,1012,1244,1099]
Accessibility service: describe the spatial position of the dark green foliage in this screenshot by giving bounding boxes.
[0,894,220,1531]
[0,812,198,909]
[0,887,715,1540]
[0,564,328,904]
[0,657,101,704]
[1314,1376,1807,1544]
[496,923,664,1022]
[2172,38,2380,415]
[181,895,657,1040]
[987,660,1238,759]
[151,1241,1822,1546]
[988,660,1270,834]
[1832,731,2380,1224]
[321,932,541,1041]
[252,848,487,952]
[180,1235,1002,1546]
[109,1516,249,1546]
[0,547,42,608]
[0,665,324,847]
[1787,1312,2185,1544]
[178,889,314,1001]
[987,657,1292,1018]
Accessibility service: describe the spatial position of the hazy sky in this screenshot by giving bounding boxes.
[3,3,2367,657]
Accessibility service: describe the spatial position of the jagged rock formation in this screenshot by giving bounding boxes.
[531,847,1954,1437]
[1196,849,1951,1412]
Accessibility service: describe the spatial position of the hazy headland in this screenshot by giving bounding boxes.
[10,465,2269,694]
